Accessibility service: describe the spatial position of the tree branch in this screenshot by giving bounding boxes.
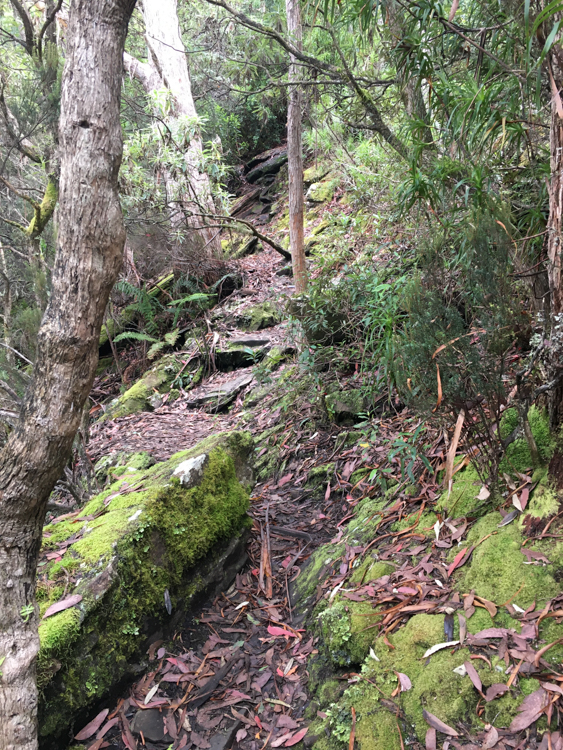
[193,211,292,260]
[37,0,64,61]
[9,0,35,55]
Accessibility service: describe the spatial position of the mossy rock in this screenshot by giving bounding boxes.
[38,431,254,745]
[306,178,339,204]
[239,302,281,332]
[325,390,367,424]
[313,613,538,750]
[303,164,331,185]
[101,354,187,421]
[453,510,561,608]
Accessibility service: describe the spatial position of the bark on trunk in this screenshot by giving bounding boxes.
[285,0,307,293]
[546,37,563,426]
[125,0,221,256]
[0,1,136,746]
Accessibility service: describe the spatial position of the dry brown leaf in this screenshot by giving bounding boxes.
[482,726,499,750]
[426,727,437,750]
[444,411,465,491]
[422,710,458,737]
[463,661,482,693]
[75,709,109,741]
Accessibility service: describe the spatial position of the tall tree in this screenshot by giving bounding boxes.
[124,0,221,256]
[285,0,307,293]
[0,0,136,746]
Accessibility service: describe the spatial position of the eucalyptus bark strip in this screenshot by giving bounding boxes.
[0,0,136,746]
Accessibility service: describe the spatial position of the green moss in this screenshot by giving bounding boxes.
[437,464,483,517]
[349,559,393,585]
[325,390,366,423]
[101,354,183,420]
[500,406,555,472]
[241,302,281,332]
[38,431,253,741]
[39,607,81,661]
[307,178,339,203]
[308,463,336,486]
[518,484,559,526]
[318,599,381,666]
[292,544,345,608]
[318,679,344,707]
[455,512,559,607]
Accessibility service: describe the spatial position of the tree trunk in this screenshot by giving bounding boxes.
[0,0,136,746]
[386,0,433,146]
[546,35,563,426]
[125,0,221,256]
[285,0,307,293]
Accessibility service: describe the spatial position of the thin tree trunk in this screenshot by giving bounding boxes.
[0,1,136,746]
[546,39,563,426]
[125,0,221,256]
[0,244,13,367]
[285,0,307,293]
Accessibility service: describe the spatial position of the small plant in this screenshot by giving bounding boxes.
[20,604,35,623]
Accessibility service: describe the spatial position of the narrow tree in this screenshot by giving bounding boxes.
[285,0,307,292]
[0,0,136,746]
[124,0,221,256]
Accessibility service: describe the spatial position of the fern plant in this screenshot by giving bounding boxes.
[113,329,180,359]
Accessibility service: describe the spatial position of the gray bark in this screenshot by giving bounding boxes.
[124,0,221,256]
[0,0,136,746]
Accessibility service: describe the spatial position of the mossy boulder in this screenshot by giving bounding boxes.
[239,302,281,331]
[303,164,331,185]
[37,431,254,745]
[306,177,339,204]
[101,354,190,421]
[325,390,367,424]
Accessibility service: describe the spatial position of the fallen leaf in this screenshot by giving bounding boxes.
[423,641,459,659]
[286,727,308,747]
[75,709,109,741]
[458,613,467,645]
[473,628,509,639]
[447,548,467,578]
[395,672,412,692]
[482,726,499,750]
[426,727,437,750]
[422,710,458,737]
[43,594,83,620]
[485,684,509,702]
[464,661,482,693]
[542,682,563,697]
[236,728,248,742]
[475,597,497,618]
[268,625,295,639]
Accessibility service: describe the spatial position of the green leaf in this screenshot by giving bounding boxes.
[113,331,158,344]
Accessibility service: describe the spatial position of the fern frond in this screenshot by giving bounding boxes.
[164,329,180,346]
[148,340,166,359]
[113,331,158,344]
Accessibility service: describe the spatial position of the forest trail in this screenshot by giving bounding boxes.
[47,155,563,750]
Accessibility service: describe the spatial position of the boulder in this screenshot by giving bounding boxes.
[237,302,281,331]
[214,337,271,371]
[303,163,331,185]
[37,431,254,746]
[101,354,201,421]
[245,151,288,184]
[187,372,254,412]
[306,177,339,204]
[325,389,367,423]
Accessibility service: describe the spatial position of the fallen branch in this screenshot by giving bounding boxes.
[192,211,291,260]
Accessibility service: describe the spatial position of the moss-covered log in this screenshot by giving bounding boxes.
[37,430,253,746]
